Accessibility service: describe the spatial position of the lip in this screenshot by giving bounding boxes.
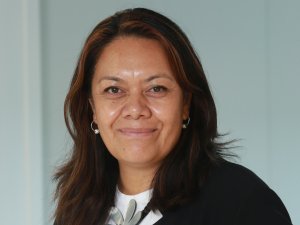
[118,128,157,137]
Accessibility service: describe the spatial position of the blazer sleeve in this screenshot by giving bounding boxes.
[234,186,292,225]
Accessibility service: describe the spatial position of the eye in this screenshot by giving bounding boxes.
[104,86,122,94]
[150,86,167,93]
[146,85,169,97]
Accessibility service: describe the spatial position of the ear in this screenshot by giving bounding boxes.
[182,94,192,120]
[89,98,97,122]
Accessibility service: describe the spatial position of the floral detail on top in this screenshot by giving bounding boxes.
[106,199,143,225]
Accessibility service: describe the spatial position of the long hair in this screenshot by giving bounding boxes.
[54,8,227,225]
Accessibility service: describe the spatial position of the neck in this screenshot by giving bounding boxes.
[118,164,158,195]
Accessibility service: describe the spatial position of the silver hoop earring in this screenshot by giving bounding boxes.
[91,121,99,134]
[182,117,190,129]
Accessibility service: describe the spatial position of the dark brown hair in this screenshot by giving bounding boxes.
[54,8,227,225]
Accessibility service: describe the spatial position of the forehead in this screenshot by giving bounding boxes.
[93,36,174,80]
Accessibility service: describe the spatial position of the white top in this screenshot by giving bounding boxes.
[106,187,162,225]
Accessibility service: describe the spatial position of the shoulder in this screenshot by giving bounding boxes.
[206,160,268,192]
[199,160,292,224]
[155,160,292,225]
[203,161,290,221]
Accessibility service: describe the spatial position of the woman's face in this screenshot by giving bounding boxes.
[90,36,189,170]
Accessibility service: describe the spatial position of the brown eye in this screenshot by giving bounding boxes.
[151,86,167,92]
[102,86,125,99]
[104,87,121,94]
[146,85,169,97]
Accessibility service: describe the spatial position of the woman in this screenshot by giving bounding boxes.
[54,8,292,225]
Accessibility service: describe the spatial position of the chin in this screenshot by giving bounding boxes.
[120,155,159,167]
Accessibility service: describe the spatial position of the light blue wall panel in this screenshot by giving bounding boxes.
[0,1,30,224]
[268,1,300,223]
[0,0,43,225]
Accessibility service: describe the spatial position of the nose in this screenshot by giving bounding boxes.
[121,92,151,120]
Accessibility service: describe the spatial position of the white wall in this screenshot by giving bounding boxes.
[0,0,43,224]
[1,1,298,225]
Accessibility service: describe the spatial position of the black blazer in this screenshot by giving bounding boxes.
[154,161,292,225]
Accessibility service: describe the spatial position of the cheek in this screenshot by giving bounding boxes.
[94,102,122,127]
[151,97,185,120]
[150,102,184,142]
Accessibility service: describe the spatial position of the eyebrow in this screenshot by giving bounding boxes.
[97,74,174,83]
[97,76,123,83]
[144,74,174,82]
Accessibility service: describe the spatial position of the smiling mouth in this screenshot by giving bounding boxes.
[118,128,157,137]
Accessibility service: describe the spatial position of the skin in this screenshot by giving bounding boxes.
[90,36,190,194]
